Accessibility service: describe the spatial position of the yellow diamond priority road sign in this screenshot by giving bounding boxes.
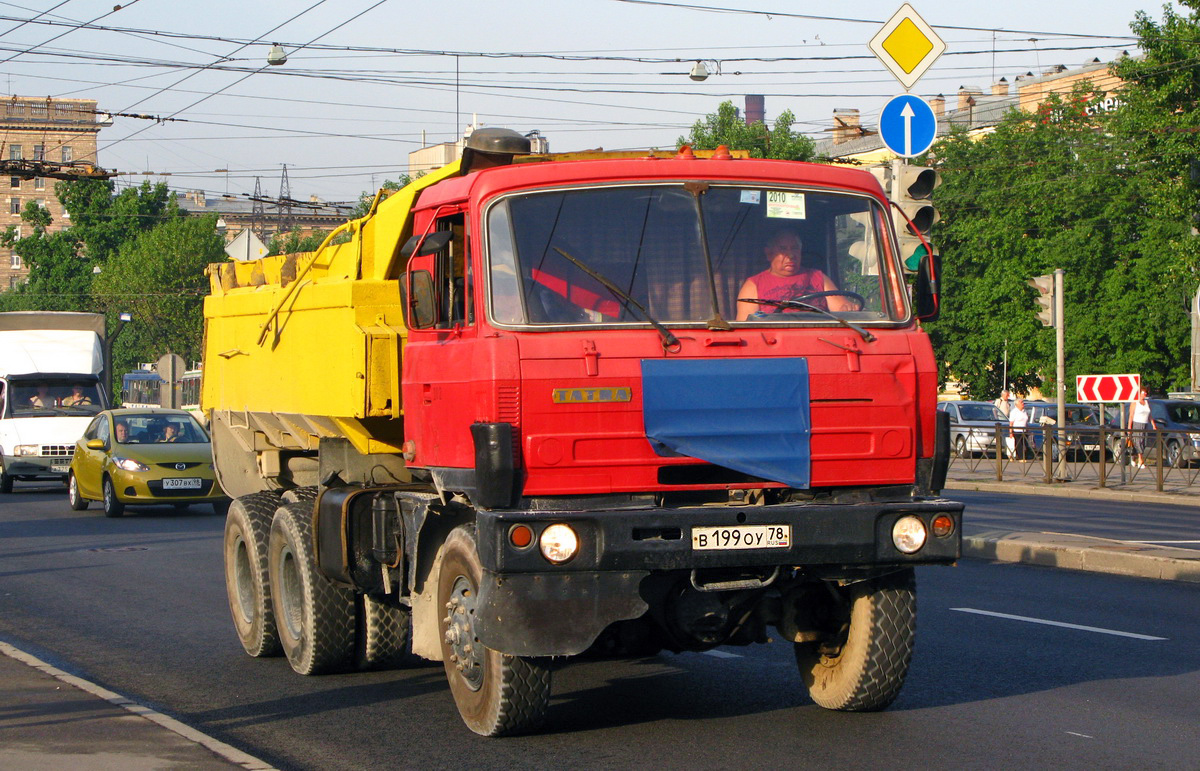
[869,3,945,91]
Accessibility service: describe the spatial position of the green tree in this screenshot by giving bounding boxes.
[352,177,410,218]
[929,75,1192,398]
[90,213,226,393]
[267,229,328,256]
[0,179,179,312]
[678,101,815,161]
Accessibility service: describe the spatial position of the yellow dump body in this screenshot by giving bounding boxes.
[201,159,463,462]
[201,148,752,478]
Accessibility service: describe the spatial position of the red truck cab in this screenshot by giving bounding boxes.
[402,153,943,501]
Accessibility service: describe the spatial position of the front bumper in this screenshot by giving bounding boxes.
[473,496,962,656]
[110,469,226,504]
[477,497,963,573]
[2,453,72,479]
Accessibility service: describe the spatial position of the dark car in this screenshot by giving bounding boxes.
[1107,399,1200,467]
[1024,402,1106,458]
[937,400,1007,457]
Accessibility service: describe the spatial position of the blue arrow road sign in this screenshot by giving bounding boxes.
[879,94,937,158]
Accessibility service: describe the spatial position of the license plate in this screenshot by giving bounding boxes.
[692,524,791,551]
[163,477,202,490]
[51,463,70,474]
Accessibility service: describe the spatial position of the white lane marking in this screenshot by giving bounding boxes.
[702,649,742,659]
[0,640,277,771]
[1066,732,1094,739]
[1122,539,1200,545]
[950,608,1167,641]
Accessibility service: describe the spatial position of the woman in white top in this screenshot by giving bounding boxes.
[1128,390,1156,468]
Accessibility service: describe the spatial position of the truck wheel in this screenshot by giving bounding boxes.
[795,568,916,712]
[0,465,12,494]
[223,492,283,657]
[102,477,125,518]
[269,501,355,675]
[437,525,551,737]
[68,472,89,511]
[281,486,318,506]
[356,593,412,670]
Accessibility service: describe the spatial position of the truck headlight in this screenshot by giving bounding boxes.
[892,515,927,554]
[15,445,39,456]
[539,523,579,564]
[114,457,150,472]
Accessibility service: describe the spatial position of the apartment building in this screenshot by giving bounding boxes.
[0,96,104,289]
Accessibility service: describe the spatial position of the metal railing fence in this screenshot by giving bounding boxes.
[946,424,1200,493]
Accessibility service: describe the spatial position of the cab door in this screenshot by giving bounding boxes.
[402,211,481,472]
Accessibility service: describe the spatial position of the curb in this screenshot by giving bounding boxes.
[963,528,1200,583]
[946,479,1200,507]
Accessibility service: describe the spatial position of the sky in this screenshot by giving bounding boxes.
[0,0,1173,208]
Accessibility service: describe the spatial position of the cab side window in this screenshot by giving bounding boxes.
[432,214,471,329]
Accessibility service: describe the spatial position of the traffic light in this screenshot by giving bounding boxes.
[891,163,941,272]
[1027,274,1055,326]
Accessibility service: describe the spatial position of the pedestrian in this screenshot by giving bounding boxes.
[1128,389,1156,468]
[1008,397,1034,461]
[993,389,1010,418]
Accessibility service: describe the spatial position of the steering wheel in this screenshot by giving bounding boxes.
[743,290,867,313]
[790,290,865,310]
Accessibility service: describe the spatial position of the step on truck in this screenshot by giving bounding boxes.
[203,130,962,736]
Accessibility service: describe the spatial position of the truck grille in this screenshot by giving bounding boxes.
[40,445,75,458]
[498,385,521,464]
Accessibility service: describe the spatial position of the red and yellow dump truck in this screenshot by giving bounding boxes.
[203,130,961,736]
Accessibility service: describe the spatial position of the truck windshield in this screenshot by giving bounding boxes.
[486,183,905,326]
[7,379,104,417]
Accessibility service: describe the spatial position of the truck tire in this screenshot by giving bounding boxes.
[102,477,124,518]
[356,593,411,671]
[269,501,355,675]
[223,492,283,657]
[68,472,89,511]
[795,568,916,712]
[0,464,12,494]
[281,486,318,506]
[437,524,551,737]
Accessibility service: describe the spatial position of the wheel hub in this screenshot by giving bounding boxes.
[443,575,484,691]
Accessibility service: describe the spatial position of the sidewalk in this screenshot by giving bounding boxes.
[946,469,1200,584]
[0,641,273,771]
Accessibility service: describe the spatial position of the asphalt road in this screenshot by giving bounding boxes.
[947,489,1200,550]
[2,481,1198,769]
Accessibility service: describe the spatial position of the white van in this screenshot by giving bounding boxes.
[0,312,109,492]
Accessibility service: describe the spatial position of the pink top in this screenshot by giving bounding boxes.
[748,268,830,311]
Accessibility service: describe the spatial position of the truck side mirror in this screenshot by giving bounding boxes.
[404,270,437,329]
[399,231,453,260]
[913,251,941,321]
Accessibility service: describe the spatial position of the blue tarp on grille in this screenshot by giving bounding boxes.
[641,358,811,488]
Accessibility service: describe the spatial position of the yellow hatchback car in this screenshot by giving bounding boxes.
[68,409,229,517]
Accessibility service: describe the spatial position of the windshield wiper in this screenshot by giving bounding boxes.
[552,247,681,352]
[741,298,876,343]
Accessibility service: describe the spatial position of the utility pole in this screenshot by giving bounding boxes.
[1054,269,1066,423]
[1054,269,1067,480]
